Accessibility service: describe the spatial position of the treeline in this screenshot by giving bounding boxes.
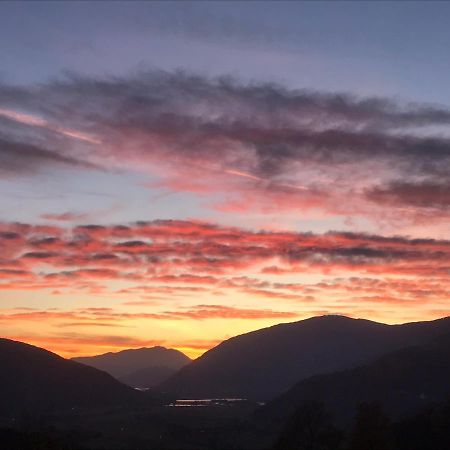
[0,428,72,450]
[2,400,450,450]
[274,400,450,450]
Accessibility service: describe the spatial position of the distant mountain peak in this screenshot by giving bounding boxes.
[72,345,192,383]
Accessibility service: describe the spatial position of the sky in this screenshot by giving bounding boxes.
[0,1,449,358]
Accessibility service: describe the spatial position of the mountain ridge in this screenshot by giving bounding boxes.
[260,331,450,428]
[73,345,191,387]
[159,315,450,400]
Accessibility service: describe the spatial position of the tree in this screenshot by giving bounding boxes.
[349,402,395,450]
[274,400,343,450]
[394,400,450,450]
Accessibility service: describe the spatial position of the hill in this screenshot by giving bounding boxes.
[261,333,450,428]
[73,346,191,387]
[0,338,139,417]
[160,315,450,400]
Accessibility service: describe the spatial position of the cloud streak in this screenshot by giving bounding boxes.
[0,71,449,226]
[0,219,448,309]
[0,136,98,177]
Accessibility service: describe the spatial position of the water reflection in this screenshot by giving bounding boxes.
[167,398,252,407]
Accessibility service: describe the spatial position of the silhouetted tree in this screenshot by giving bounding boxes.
[349,402,395,450]
[274,400,343,450]
[0,428,67,450]
[394,400,450,450]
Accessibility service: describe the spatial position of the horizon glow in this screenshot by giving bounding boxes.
[0,2,449,359]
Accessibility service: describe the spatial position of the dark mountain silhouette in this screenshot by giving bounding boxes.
[0,338,139,417]
[261,333,450,428]
[119,365,180,388]
[73,346,191,387]
[160,315,450,400]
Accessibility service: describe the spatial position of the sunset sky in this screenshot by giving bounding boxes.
[0,2,449,358]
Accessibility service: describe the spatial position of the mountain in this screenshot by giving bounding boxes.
[119,366,180,388]
[73,346,191,387]
[261,333,450,428]
[160,315,450,400]
[0,338,139,417]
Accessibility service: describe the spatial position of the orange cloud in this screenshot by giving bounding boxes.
[0,220,448,303]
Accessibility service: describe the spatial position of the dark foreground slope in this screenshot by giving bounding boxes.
[0,338,139,417]
[73,346,191,387]
[261,333,450,428]
[160,315,450,400]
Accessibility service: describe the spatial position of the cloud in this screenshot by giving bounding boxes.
[0,135,98,177]
[0,219,448,309]
[6,332,168,358]
[0,303,297,358]
[0,107,100,144]
[366,180,450,211]
[0,301,297,324]
[41,212,92,222]
[0,71,449,225]
[163,304,298,320]
[1,219,448,273]
[1,217,447,357]
[4,331,223,358]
